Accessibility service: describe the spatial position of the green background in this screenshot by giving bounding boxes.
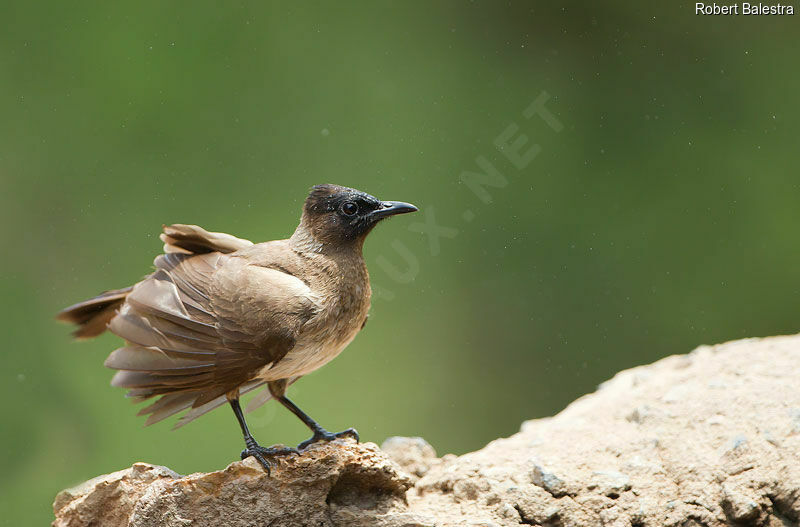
[2,2,799,524]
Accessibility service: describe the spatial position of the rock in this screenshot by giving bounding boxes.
[53,463,179,527]
[588,470,631,497]
[530,461,570,497]
[53,440,418,527]
[54,334,800,526]
[380,436,439,481]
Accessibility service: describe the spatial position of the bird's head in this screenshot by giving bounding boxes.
[293,184,417,250]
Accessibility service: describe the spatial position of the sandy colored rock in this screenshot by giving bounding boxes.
[54,334,800,526]
[381,436,447,483]
[53,440,420,527]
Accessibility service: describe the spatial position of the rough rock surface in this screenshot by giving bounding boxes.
[53,441,414,527]
[54,335,800,526]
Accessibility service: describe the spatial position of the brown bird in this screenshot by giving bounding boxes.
[57,184,417,472]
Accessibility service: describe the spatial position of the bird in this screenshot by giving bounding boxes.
[57,184,418,472]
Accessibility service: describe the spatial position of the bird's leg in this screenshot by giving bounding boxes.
[229,399,297,474]
[267,380,359,450]
[275,395,359,450]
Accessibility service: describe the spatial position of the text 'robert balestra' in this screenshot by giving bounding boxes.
[696,3,795,14]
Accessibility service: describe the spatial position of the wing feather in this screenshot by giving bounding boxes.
[160,224,254,255]
[104,346,214,372]
[103,240,319,427]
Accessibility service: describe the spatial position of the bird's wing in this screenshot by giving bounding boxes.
[57,224,252,339]
[105,248,320,426]
[160,223,254,254]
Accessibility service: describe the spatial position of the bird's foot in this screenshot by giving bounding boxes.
[297,427,359,451]
[240,443,299,475]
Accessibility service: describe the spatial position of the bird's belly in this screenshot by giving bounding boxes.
[255,332,358,381]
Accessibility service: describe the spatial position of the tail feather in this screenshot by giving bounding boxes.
[243,376,301,413]
[56,287,132,339]
[172,380,265,429]
[128,380,267,429]
[139,392,200,426]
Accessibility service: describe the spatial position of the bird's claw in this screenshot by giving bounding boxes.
[241,445,299,474]
[297,427,359,450]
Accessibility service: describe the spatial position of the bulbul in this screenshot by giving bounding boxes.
[57,184,417,472]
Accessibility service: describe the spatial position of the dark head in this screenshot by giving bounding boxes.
[292,184,417,250]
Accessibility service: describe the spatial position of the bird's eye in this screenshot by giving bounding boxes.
[341,201,358,216]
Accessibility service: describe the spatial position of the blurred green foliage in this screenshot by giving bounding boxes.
[1,1,799,524]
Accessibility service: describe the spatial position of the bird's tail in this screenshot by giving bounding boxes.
[56,287,133,339]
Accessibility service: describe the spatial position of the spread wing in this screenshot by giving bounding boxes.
[105,248,319,426]
[57,224,251,339]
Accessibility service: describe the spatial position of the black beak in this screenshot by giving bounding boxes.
[370,201,418,220]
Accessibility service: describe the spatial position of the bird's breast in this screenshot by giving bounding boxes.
[255,278,370,381]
